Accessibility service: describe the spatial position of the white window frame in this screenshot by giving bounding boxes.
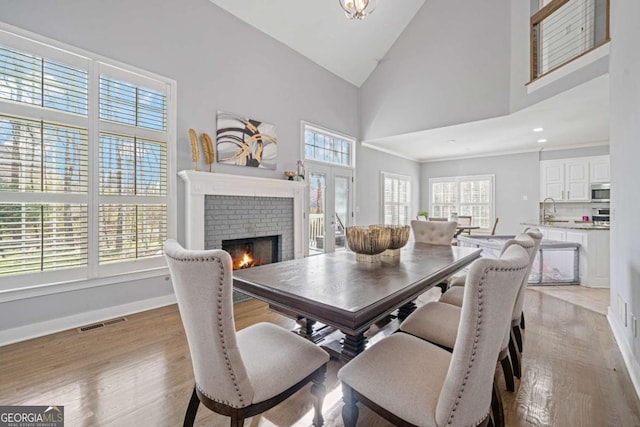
[428,174,495,229]
[381,172,412,226]
[300,121,356,169]
[0,23,176,300]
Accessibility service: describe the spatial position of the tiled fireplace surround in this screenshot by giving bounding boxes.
[178,170,306,258]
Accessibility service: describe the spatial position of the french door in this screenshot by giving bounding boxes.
[306,162,354,255]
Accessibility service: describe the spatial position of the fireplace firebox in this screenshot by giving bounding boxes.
[222,235,281,270]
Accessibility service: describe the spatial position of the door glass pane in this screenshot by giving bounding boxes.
[334,176,349,251]
[309,172,326,255]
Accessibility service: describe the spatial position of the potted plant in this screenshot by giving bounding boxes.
[417,210,429,220]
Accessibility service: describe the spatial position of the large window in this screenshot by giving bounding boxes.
[303,123,354,167]
[429,175,494,228]
[0,27,175,289]
[382,172,411,226]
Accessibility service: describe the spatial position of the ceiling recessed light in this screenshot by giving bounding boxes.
[533,127,544,132]
[537,138,547,143]
[447,139,456,144]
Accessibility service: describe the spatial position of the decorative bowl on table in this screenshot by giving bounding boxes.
[381,225,410,263]
[346,225,391,265]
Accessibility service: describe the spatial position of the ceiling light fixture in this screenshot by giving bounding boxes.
[338,0,378,20]
[537,138,547,143]
[533,127,544,132]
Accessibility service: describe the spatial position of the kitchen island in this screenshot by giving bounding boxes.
[458,235,580,285]
[522,220,610,288]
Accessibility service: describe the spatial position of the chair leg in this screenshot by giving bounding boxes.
[520,311,525,330]
[311,365,327,426]
[513,324,523,353]
[499,353,515,392]
[230,417,244,427]
[491,379,505,427]
[509,331,522,379]
[184,386,200,427]
[341,384,359,427]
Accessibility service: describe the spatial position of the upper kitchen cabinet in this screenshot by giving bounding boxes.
[540,158,590,201]
[589,155,611,183]
[540,155,610,202]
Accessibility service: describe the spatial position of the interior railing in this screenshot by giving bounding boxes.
[530,0,610,82]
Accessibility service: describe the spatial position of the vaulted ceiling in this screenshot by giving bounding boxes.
[209,1,609,161]
[209,0,426,87]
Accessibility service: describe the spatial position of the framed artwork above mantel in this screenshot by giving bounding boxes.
[216,111,277,169]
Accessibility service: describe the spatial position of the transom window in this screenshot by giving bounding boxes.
[0,27,175,288]
[429,175,494,228]
[382,172,411,226]
[303,123,354,167]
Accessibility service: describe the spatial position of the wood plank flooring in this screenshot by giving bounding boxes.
[528,285,609,316]
[1,288,638,426]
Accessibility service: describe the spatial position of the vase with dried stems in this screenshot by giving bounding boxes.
[345,225,391,265]
[381,225,410,263]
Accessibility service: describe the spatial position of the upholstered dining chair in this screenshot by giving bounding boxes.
[402,234,536,394]
[338,245,530,427]
[438,230,542,380]
[411,220,457,246]
[164,240,330,427]
[410,220,458,293]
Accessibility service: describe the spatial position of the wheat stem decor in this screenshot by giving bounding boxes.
[188,128,199,171]
[200,132,215,172]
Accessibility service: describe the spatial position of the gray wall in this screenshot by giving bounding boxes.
[355,146,421,226]
[539,145,609,161]
[421,152,540,234]
[360,0,511,141]
[609,0,640,376]
[0,0,359,333]
[420,147,611,235]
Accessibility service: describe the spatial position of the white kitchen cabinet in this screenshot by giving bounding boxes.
[540,161,565,200]
[540,159,590,201]
[538,225,609,287]
[589,155,611,183]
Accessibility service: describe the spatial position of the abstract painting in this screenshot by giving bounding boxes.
[216,111,277,169]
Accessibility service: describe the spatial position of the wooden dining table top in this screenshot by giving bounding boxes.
[233,242,481,336]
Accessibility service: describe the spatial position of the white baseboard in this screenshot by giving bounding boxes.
[0,294,176,347]
[608,308,640,400]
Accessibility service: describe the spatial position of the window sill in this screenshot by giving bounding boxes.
[0,267,170,303]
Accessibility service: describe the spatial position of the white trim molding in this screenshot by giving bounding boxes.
[0,294,176,347]
[178,170,307,258]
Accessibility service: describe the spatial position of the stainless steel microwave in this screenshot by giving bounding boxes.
[591,183,610,202]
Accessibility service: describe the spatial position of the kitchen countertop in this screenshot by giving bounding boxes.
[522,220,610,231]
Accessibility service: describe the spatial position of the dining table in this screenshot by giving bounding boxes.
[233,242,482,362]
[454,225,481,237]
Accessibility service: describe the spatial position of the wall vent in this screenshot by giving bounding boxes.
[78,317,127,333]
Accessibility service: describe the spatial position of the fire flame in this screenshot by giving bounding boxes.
[238,252,253,269]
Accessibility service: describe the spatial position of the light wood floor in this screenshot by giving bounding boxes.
[529,285,609,316]
[1,288,639,426]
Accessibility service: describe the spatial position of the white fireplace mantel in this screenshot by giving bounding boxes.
[178,170,307,258]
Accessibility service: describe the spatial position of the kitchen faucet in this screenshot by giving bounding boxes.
[542,197,557,222]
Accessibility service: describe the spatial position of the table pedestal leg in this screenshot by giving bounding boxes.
[397,301,417,321]
[341,333,367,363]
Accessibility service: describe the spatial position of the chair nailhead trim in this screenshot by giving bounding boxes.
[167,253,247,408]
[446,263,528,426]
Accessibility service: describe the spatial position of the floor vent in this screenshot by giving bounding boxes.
[78,317,127,333]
